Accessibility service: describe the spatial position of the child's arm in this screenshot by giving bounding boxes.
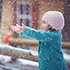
[10,23,53,42]
[20,26,52,42]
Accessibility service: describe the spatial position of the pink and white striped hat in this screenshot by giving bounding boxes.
[42,11,65,32]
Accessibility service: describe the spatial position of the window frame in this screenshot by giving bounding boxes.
[13,1,38,29]
[17,2,32,27]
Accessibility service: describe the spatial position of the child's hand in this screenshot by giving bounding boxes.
[10,23,25,33]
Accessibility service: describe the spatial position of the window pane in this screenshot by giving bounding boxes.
[26,4,30,15]
[20,18,23,26]
[23,19,26,25]
[20,4,23,14]
[20,19,27,26]
[23,5,26,14]
[26,19,29,26]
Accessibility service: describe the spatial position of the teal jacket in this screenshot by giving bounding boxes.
[20,27,68,70]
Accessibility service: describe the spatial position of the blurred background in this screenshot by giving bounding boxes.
[0,0,70,70]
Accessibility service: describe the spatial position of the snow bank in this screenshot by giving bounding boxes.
[0,44,38,56]
[0,54,38,66]
[63,53,70,61]
[0,44,70,67]
[0,44,38,66]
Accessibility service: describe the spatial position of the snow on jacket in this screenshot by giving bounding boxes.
[20,27,68,70]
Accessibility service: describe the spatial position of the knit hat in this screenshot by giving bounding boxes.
[42,11,65,32]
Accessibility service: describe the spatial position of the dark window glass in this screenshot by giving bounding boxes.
[20,4,23,14]
[20,18,23,26]
[26,19,29,26]
[26,4,30,15]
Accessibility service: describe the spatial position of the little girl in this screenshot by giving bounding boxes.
[10,11,68,70]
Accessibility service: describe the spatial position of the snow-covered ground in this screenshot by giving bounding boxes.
[62,49,70,62]
[0,54,38,67]
[0,44,70,64]
[0,44,38,66]
[0,44,39,70]
[0,44,70,70]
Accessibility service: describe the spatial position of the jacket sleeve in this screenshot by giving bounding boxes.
[20,27,53,42]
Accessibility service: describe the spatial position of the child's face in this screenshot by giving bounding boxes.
[42,21,51,31]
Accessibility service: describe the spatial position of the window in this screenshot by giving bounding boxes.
[17,3,31,27]
[13,1,38,29]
